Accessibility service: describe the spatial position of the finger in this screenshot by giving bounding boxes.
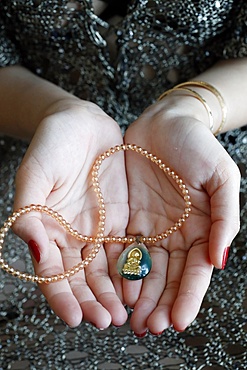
[96,150,129,305]
[146,249,187,334]
[57,242,112,330]
[171,242,213,331]
[13,162,52,263]
[122,215,158,308]
[32,241,83,328]
[12,213,50,263]
[129,245,169,335]
[122,277,143,308]
[82,243,128,328]
[207,160,241,269]
[104,242,125,302]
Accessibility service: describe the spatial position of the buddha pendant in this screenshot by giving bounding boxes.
[117,241,152,280]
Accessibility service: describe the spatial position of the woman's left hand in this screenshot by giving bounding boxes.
[123,100,240,335]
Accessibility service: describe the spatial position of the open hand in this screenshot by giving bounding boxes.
[13,100,129,328]
[123,101,240,335]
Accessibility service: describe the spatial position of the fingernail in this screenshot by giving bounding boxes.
[149,330,164,336]
[134,331,147,338]
[222,246,230,270]
[28,240,41,263]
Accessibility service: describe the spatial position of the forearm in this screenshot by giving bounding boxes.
[157,58,247,134]
[0,65,79,140]
[195,58,247,132]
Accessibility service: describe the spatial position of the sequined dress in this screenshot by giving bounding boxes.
[0,1,246,369]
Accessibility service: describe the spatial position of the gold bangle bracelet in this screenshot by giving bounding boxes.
[158,86,214,132]
[174,81,227,135]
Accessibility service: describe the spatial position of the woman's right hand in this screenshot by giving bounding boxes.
[12,99,129,329]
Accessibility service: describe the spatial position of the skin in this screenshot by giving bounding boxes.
[12,103,130,328]
[0,58,245,332]
[124,107,240,334]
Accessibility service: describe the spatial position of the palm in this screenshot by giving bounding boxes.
[14,104,129,328]
[124,110,239,334]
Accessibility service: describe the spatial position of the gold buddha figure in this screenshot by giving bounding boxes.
[122,247,142,275]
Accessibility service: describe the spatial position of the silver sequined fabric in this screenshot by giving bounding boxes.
[0,131,246,369]
[0,1,247,369]
[1,0,247,129]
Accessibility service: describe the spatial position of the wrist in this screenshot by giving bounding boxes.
[155,93,213,131]
[157,81,227,135]
[42,96,82,119]
[0,65,81,140]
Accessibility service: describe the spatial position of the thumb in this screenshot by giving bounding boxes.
[12,210,50,264]
[208,162,241,269]
[12,166,52,264]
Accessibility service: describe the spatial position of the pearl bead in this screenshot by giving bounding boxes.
[0,144,191,283]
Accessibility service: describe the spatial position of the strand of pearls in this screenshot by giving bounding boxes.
[0,144,191,284]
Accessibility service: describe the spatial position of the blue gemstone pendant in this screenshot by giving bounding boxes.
[117,242,152,280]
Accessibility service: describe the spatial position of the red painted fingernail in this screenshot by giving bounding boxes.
[149,330,164,336]
[134,331,147,338]
[222,246,230,270]
[28,240,41,263]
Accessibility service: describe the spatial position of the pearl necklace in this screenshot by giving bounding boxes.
[0,144,191,284]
